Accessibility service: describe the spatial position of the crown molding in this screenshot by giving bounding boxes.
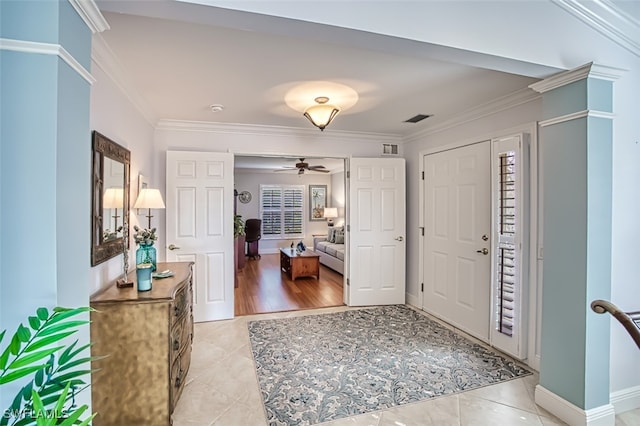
[403,87,540,143]
[67,0,110,34]
[0,38,95,85]
[156,119,402,142]
[538,109,615,127]
[551,0,640,58]
[529,62,625,93]
[91,34,157,125]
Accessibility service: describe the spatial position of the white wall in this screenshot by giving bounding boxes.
[331,171,346,227]
[89,58,156,296]
[609,64,640,396]
[93,0,640,402]
[153,124,397,259]
[244,0,640,400]
[234,170,333,251]
[403,95,542,304]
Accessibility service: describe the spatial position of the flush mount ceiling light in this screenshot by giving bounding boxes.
[303,97,340,131]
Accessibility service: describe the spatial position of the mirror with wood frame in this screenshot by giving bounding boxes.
[91,131,130,266]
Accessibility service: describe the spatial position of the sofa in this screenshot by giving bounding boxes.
[313,226,345,275]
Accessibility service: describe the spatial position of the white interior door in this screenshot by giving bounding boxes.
[166,151,234,322]
[422,142,491,340]
[348,157,405,306]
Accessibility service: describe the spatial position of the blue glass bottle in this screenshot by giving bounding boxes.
[136,243,157,272]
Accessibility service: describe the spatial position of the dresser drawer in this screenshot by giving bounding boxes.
[170,312,193,364]
[170,343,192,411]
[171,283,190,323]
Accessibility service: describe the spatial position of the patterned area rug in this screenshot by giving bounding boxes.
[248,305,531,425]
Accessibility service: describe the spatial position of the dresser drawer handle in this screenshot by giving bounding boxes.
[175,368,183,388]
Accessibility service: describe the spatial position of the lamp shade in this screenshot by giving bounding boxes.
[323,207,338,219]
[103,187,124,208]
[134,188,165,209]
[303,97,340,131]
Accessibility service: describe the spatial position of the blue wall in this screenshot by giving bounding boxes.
[539,75,613,410]
[0,0,93,412]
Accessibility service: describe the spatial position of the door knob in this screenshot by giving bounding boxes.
[476,248,489,255]
[394,236,404,242]
[168,244,181,251]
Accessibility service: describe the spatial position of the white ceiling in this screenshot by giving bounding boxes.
[95,0,546,140]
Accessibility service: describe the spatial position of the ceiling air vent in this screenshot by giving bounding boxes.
[404,114,432,123]
[382,144,398,155]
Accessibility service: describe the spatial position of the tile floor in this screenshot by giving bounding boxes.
[173,306,640,426]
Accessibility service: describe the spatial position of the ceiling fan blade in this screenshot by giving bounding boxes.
[274,167,298,172]
[308,168,330,173]
[308,165,327,170]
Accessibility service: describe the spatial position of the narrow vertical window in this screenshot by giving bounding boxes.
[497,151,516,337]
[491,134,527,359]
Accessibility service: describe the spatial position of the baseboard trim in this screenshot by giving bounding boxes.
[406,293,419,308]
[611,385,640,414]
[535,385,616,425]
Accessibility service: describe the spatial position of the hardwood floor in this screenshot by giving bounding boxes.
[234,253,344,316]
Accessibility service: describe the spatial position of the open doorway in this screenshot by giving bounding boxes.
[233,155,347,315]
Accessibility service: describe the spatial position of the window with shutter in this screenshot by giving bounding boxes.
[491,135,527,359]
[260,185,304,238]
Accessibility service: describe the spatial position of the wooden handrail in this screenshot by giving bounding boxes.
[591,299,640,350]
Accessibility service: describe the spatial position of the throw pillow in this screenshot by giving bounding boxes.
[334,230,345,244]
[327,227,336,243]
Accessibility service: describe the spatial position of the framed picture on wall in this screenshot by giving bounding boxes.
[309,184,327,221]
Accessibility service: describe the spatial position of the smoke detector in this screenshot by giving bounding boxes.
[210,104,224,113]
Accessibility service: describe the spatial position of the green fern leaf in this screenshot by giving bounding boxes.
[38,321,89,338]
[17,324,32,343]
[10,333,21,355]
[10,347,63,369]
[51,370,91,383]
[21,380,34,400]
[0,365,46,384]
[47,308,91,326]
[0,346,11,370]
[28,316,41,330]
[24,332,75,353]
[35,368,44,386]
[36,307,49,321]
[57,357,95,372]
[59,342,92,366]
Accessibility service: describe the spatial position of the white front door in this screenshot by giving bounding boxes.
[166,151,235,322]
[422,142,491,340]
[348,158,406,306]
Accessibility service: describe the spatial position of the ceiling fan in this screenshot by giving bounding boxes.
[275,158,330,174]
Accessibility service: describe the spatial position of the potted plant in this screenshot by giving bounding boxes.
[0,306,99,425]
[234,215,246,273]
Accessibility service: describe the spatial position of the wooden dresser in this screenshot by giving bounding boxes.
[90,262,194,426]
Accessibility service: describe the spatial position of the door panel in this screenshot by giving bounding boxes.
[166,151,234,322]
[349,158,406,306]
[423,142,491,341]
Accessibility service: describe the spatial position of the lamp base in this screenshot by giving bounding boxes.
[327,220,334,227]
[116,278,133,288]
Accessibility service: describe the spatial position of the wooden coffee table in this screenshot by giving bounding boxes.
[280,248,320,280]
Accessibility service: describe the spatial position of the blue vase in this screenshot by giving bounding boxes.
[136,243,157,272]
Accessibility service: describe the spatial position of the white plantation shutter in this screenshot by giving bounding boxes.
[260,185,304,238]
[491,135,527,359]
